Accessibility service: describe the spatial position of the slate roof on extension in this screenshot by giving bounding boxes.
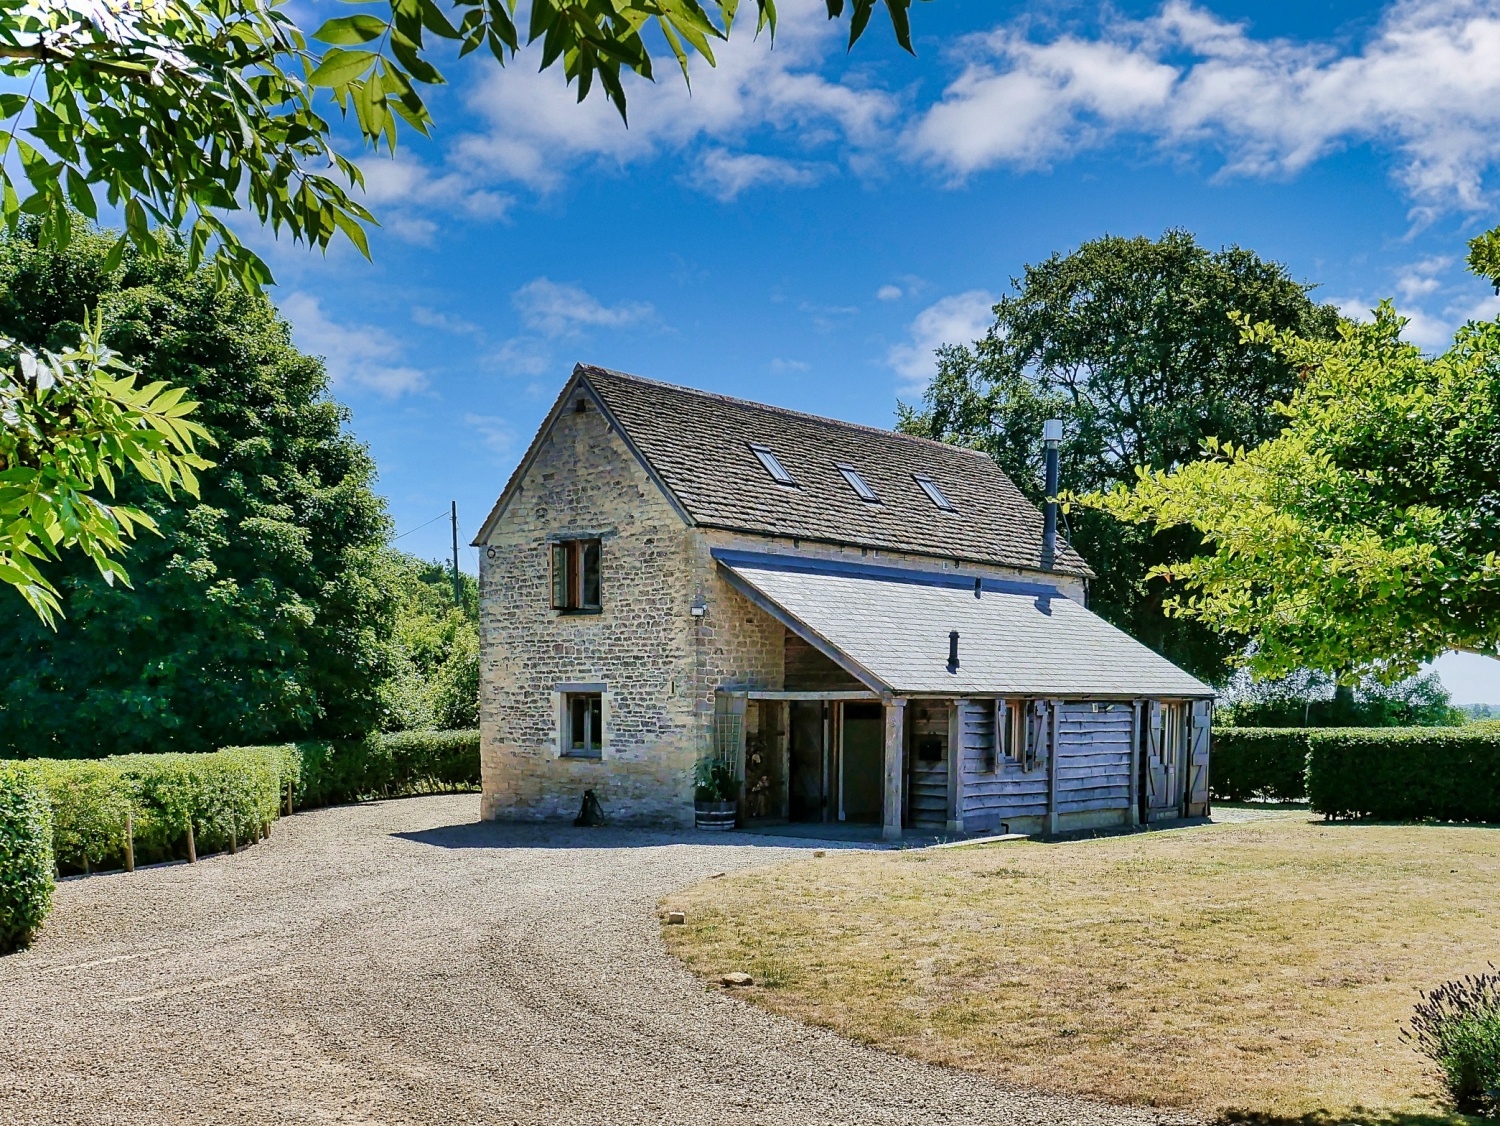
[565,365,1093,577]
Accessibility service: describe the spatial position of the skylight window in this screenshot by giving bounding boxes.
[913,473,955,512]
[836,463,879,503]
[749,443,796,485]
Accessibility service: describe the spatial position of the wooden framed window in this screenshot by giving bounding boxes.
[550,538,602,612]
[564,692,603,757]
[994,699,1043,772]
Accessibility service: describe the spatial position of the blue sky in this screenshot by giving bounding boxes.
[258,0,1500,700]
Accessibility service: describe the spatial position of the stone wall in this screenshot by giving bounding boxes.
[478,399,784,827]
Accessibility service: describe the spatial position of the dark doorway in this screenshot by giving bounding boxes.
[841,702,884,824]
[788,701,824,822]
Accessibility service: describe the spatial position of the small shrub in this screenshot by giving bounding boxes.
[1210,728,1309,802]
[1402,966,1500,1113]
[695,758,740,803]
[0,764,54,953]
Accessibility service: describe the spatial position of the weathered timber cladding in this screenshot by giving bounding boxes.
[958,700,1134,830]
[784,632,864,691]
[958,700,1049,830]
[1055,703,1133,815]
[478,404,783,827]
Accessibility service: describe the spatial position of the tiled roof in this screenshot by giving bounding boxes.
[578,365,1093,577]
[716,550,1211,698]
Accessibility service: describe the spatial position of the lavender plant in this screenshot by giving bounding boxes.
[1401,966,1500,1113]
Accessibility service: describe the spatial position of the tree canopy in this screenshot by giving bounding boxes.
[380,553,478,733]
[897,229,1342,683]
[0,224,395,757]
[1083,301,1500,684]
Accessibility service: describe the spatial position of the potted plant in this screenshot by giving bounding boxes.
[694,758,740,831]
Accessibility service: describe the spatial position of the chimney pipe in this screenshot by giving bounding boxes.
[948,630,960,671]
[1041,419,1062,571]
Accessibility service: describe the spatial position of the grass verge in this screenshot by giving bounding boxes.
[662,815,1499,1123]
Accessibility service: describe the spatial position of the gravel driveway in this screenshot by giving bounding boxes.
[0,795,1196,1126]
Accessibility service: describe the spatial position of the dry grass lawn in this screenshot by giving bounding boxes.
[662,814,1500,1123]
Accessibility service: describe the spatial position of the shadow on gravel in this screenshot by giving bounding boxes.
[393,820,878,852]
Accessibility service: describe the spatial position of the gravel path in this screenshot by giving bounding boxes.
[0,795,1197,1126]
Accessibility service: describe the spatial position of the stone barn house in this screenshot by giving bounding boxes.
[474,364,1214,840]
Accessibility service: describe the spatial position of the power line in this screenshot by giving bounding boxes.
[390,510,449,542]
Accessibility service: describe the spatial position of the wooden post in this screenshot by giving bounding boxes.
[1128,700,1142,827]
[252,820,261,845]
[124,811,135,873]
[229,824,238,855]
[285,780,294,816]
[186,819,197,863]
[883,698,905,842]
[1044,700,1060,836]
[946,700,964,835]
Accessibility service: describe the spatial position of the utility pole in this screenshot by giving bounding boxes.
[450,501,461,609]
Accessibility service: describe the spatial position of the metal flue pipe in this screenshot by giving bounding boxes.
[1040,419,1062,570]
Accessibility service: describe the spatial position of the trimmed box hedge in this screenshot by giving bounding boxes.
[14,746,294,876]
[0,764,53,953]
[1209,728,1309,802]
[1307,727,1500,821]
[229,729,480,809]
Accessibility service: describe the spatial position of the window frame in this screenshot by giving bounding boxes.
[835,462,880,503]
[749,443,797,486]
[559,688,605,759]
[912,473,955,512]
[994,698,1043,772]
[549,538,602,613]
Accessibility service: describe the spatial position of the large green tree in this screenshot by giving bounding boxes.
[897,229,1343,684]
[1084,299,1500,684]
[381,553,479,732]
[0,224,395,757]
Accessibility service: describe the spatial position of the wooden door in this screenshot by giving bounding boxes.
[906,701,949,830]
[1186,700,1211,817]
[839,702,884,824]
[1144,701,1183,821]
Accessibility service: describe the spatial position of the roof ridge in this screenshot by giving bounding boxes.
[576,363,991,459]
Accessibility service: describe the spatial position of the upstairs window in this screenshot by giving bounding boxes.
[749,443,796,485]
[913,473,954,512]
[551,539,601,612]
[836,462,879,503]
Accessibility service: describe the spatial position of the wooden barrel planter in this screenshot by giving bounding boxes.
[695,800,738,831]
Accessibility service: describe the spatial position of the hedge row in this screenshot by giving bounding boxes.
[0,765,53,954]
[16,746,294,876]
[237,729,480,810]
[1209,728,1309,802]
[1307,728,1500,821]
[1211,725,1500,822]
[0,730,480,951]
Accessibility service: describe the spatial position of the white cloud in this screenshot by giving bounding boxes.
[908,0,1500,210]
[770,357,811,373]
[375,0,893,210]
[464,412,515,454]
[876,284,904,301]
[412,306,482,336]
[280,293,428,397]
[487,336,553,377]
[356,154,512,244]
[512,277,655,338]
[691,150,828,200]
[886,289,996,391]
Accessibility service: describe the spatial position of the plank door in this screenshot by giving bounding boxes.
[906,701,949,831]
[1185,700,1211,817]
[1144,700,1182,821]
